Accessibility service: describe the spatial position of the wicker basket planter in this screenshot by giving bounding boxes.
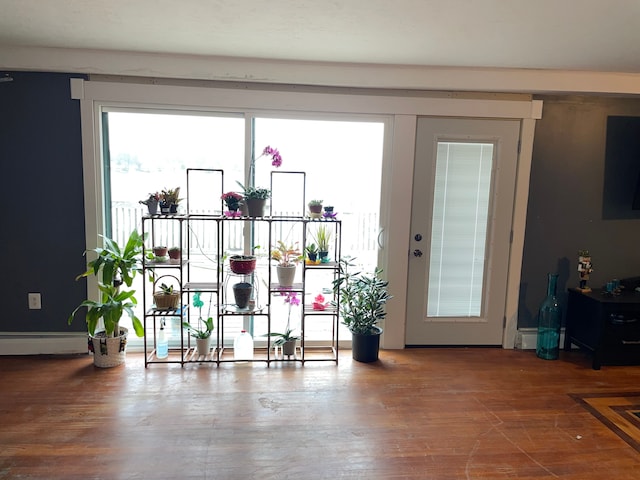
[154,291,180,310]
[89,327,128,368]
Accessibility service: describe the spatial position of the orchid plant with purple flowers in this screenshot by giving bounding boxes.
[261,145,282,167]
[264,291,301,345]
[238,145,283,200]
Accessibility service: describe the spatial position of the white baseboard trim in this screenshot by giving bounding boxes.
[0,332,88,355]
[0,329,568,355]
[517,327,569,350]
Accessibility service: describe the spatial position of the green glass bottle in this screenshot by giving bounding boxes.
[536,273,562,360]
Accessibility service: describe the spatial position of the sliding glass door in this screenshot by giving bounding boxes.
[102,109,385,346]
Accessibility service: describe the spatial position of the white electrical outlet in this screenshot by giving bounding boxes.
[28,293,41,310]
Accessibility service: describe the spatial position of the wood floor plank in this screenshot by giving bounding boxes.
[2,348,640,479]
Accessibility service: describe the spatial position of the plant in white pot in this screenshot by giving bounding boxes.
[68,230,145,367]
[271,240,303,287]
[183,292,215,356]
[332,258,392,363]
[183,317,215,357]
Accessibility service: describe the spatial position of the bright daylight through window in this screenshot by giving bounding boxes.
[103,110,385,346]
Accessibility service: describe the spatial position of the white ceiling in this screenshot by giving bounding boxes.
[1,0,639,73]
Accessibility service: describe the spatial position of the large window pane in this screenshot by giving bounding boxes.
[105,111,244,343]
[103,111,385,346]
[254,118,385,341]
[254,118,384,270]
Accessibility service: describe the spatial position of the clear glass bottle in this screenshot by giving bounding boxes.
[536,273,562,360]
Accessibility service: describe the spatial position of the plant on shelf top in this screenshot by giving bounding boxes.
[221,191,244,209]
[305,243,318,254]
[237,182,272,200]
[139,192,160,206]
[308,199,323,206]
[271,240,303,267]
[161,187,181,205]
[236,145,284,200]
[332,258,392,335]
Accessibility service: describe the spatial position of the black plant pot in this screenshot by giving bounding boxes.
[351,326,382,363]
[232,282,253,309]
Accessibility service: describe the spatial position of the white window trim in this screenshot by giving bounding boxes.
[72,78,541,349]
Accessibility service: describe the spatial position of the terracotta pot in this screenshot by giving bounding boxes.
[153,246,168,257]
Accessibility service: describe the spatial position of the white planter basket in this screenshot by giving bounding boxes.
[90,327,128,368]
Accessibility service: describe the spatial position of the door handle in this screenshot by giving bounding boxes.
[413,249,423,257]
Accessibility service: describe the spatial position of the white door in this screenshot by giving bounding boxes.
[405,118,520,345]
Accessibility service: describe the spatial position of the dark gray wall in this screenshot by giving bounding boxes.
[519,96,640,328]
[1,71,88,332]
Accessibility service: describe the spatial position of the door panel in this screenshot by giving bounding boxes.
[405,118,520,345]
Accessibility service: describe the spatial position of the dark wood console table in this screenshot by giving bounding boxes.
[564,288,640,369]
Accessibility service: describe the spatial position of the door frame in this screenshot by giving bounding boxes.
[73,78,541,350]
[383,113,539,349]
[405,118,521,345]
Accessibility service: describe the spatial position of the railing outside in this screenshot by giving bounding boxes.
[112,204,379,263]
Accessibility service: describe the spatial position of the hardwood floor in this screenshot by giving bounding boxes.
[2,348,640,479]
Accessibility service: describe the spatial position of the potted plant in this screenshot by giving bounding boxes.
[332,258,392,363]
[153,246,168,257]
[236,182,271,217]
[139,192,160,215]
[314,225,332,263]
[264,292,300,356]
[221,191,244,216]
[153,282,181,310]
[235,145,283,217]
[305,243,318,264]
[308,199,323,218]
[232,281,253,309]
[229,254,257,274]
[168,246,181,262]
[160,187,181,214]
[271,240,303,287]
[68,230,145,367]
[182,316,215,356]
